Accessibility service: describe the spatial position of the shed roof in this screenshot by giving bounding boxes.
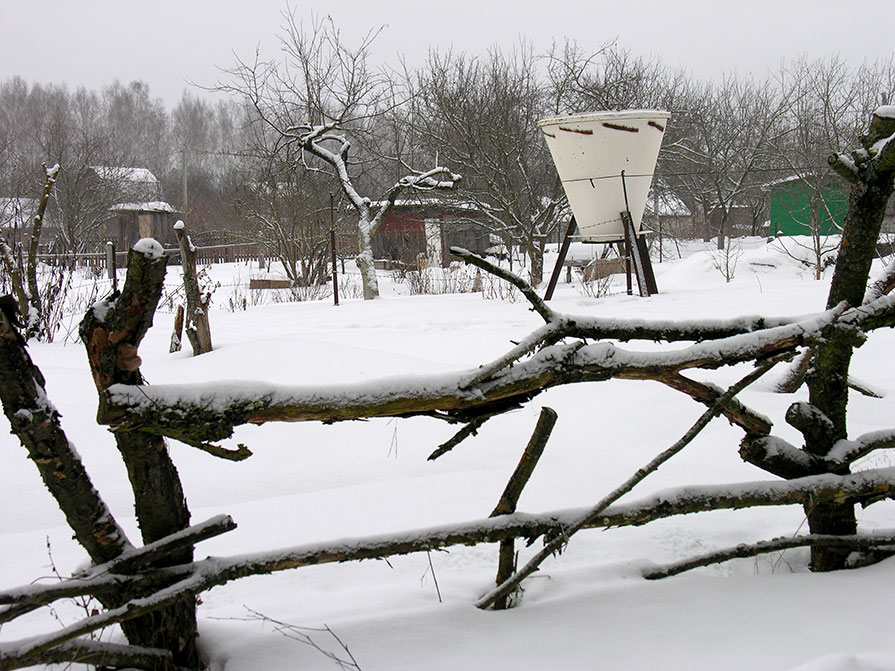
[110,200,176,213]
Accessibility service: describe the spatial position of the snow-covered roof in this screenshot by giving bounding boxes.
[90,166,159,184]
[110,200,176,213]
[875,104,895,119]
[645,190,691,217]
[762,173,845,190]
[762,174,805,188]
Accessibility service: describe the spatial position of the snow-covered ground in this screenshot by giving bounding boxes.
[4,237,895,671]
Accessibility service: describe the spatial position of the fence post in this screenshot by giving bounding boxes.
[105,241,117,290]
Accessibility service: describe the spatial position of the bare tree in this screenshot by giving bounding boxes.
[661,74,789,249]
[231,101,338,286]
[0,164,59,340]
[101,80,170,186]
[409,45,563,286]
[168,93,245,239]
[545,40,671,114]
[221,12,459,299]
[32,86,141,254]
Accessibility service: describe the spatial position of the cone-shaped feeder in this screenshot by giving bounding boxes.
[538,110,670,242]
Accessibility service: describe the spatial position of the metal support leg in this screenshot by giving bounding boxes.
[544,217,577,301]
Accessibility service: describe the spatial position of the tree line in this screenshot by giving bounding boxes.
[2,12,894,295]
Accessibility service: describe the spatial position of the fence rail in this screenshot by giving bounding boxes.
[30,241,264,280]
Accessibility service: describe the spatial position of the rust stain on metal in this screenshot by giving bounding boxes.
[542,131,556,139]
[602,122,639,133]
[648,120,665,132]
[559,126,593,135]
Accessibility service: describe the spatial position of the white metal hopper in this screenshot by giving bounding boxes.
[538,110,670,242]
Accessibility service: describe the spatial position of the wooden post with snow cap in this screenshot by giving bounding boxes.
[174,219,213,356]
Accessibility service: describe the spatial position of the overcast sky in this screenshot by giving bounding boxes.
[1,0,892,109]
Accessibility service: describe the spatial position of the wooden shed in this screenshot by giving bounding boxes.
[769,176,847,237]
[372,200,491,268]
[106,201,179,250]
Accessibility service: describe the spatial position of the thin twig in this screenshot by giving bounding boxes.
[427,416,491,461]
[459,321,567,390]
[426,551,443,603]
[490,407,557,609]
[491,407,558,517]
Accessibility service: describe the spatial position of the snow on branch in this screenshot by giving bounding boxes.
[739,435,824,479]
[398,166,462,191]
[10,638,177,671]
[369,167,462,234]
[103,304,842,446]
[826,428,895,468]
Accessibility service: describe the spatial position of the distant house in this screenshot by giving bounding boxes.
[709,204,757,237]
[768,175,848,237]
[90,166,161,204]
[372,200,492,268]
[768,174,895,237]
[643,190,693,237]
[0,196,59,248]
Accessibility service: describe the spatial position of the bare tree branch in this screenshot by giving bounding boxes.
[643,531,895,580]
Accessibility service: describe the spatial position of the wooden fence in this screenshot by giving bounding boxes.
[32,241,263,280]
